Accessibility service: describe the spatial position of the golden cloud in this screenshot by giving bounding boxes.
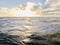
[0,1,60,17]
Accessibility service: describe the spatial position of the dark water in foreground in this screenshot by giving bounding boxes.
[0,17,60,45]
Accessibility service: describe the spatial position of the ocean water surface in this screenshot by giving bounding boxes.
[0,17,60,45]
[0,17,60,35]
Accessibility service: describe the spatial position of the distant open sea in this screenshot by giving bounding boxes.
[0,17,60,35]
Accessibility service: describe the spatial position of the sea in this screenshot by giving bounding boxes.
[0,17,60,35]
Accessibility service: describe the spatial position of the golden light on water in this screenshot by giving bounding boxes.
[6,18,34,38]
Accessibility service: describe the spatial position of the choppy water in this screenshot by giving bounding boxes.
[0,17,60,35]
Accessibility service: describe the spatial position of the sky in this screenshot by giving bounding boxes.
[0,0,46,8]
[0,0,60,17]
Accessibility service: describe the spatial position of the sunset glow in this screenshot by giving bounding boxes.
[14,2,43,17]
[0,0,60,17]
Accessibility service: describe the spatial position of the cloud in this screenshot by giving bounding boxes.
[45,0,60,7]
[0,1,60,17]
[0,8,11,17]
[43,0,60,16]
[16,2,43,17]
[0,2,43,17]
